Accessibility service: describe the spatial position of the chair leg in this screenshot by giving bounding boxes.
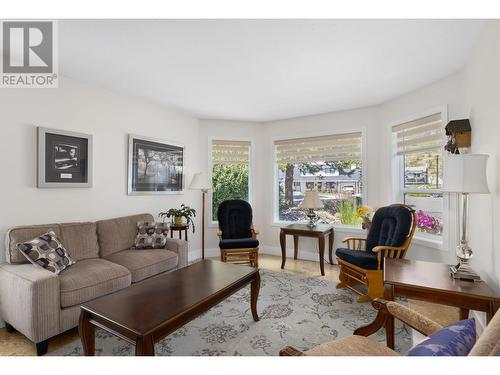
[365,271,384,300]
[36,339,49,356]
[5,322,15,333]
[336,267,347,289]
[254,248,259,268]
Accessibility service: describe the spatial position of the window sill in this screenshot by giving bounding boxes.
[271,221,366,234]
[411,234,443,251]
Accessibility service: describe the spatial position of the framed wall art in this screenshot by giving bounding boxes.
[37,127,93,188]
[128,134,184,195]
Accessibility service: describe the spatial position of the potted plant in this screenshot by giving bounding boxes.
[159,204,196,232]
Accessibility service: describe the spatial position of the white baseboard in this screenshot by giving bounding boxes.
[189,245,331,264]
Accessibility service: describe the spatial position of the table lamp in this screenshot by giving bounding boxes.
[189,172,212,259]
[443,154,489,281]
[299,190,324,227]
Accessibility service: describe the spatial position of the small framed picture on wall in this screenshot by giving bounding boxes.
[37,127,93,188]
[128,134,184,195]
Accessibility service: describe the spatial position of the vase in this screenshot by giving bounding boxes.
[174,216,184,226]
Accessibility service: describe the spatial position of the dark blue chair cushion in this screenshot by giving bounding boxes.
[407,318,476,356]
[217,200,253,239]
[219,238,259,249]
[335,248,379,270]
[366,205,413,253]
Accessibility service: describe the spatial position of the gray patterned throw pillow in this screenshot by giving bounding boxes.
[135,221,170,249]
[17,231,76,274]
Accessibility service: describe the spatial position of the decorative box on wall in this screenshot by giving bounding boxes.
[37,127,93,188]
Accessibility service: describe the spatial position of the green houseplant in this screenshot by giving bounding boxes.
[159,204,196,232]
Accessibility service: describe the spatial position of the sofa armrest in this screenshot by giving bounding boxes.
[0,263,60,343]
[165,238,188,268]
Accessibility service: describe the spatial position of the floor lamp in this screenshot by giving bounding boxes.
[189,172,212,260]
[443,154,489,281]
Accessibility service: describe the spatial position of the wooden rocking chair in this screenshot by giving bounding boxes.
[336,204,417,302]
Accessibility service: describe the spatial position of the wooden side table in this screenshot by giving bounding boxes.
[170,225,189,241]
[383,258,500,349]
[279,223,334,276]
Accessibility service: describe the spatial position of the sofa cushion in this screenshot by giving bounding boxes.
[134,221,170,249]
[407,318,476,356]
[59,258,131,308]
[6,224,61,264]
[59,222,99,261]
[105,249,178,283]
[17,231,76,275]
[336,247,380,270]
[96,213,154,257]
[219,238,259,249]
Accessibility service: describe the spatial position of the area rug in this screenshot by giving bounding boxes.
[51,269,412,356]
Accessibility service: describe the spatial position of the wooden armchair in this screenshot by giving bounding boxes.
[217,200,259,267]
[280,299,500,356]
[280,299,441,355]
[336,205,417,302]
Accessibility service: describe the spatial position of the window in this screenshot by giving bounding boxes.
[211,139,251,221]
[274,132,363,226]
[392,113,444,239]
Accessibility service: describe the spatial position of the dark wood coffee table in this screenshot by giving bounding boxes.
[280,223,334,276]
[78,260,261,356]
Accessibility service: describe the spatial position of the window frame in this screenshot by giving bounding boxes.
[389,105,456,251]
[208,136,254,226]
[271,127,367,229]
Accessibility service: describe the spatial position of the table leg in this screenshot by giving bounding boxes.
[328,229,334,265]
[384,284,395,350]
[293,235,299,260]
[78,310,95,356]
[178,231,181,240]
[170,230,173,238]
[135,335,155,356]
[280,230,286,269]
[459,308,470,320]
[318,235,325,276]
[185,229,188,241]
[250,271,261,321]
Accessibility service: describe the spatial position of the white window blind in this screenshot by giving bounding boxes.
[274,132,362,164]
[211,140,251,164]
[392,113,443,156]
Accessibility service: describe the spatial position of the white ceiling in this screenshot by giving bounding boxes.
[59,19,485,122]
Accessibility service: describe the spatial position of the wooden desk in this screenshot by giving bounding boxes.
[383,258,500,349]
[170,225,189,241]
[279,223,334,276]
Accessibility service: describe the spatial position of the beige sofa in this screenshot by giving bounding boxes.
[0,213,188,355]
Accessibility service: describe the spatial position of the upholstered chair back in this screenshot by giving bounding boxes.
[217,200,253,239]
[366,205,415,253]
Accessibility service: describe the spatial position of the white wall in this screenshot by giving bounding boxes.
[0,77,204,265]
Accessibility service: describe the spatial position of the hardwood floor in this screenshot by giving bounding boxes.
[0,254,458,355]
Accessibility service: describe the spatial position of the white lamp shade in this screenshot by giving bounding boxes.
[443,154,490,193]
[189,172,212,190]
[299,190,324,209]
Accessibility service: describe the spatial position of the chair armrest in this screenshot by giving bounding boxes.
[279,346,305,356]
[251,226,259,238]
[342,237,367,251]
[165,238,188,268]
[0,263,60,343]
[354,299,442,339]
[216,229,223,240]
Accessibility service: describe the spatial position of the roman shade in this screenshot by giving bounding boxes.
[211,140,251,164]
[274,132,362,164]
[392,113,443,156]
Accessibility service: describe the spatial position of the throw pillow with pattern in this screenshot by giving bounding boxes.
[407,318,476,356]
[135,221,170,249]
[17,231,76,275]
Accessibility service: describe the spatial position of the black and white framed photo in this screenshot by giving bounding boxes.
[37,127,93,188]
[128,134,184,195]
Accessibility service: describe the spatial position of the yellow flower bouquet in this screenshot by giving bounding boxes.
[356,206,375,230]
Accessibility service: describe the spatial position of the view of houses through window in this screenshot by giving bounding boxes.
[275,132,363,226]
[393,113,444,238]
